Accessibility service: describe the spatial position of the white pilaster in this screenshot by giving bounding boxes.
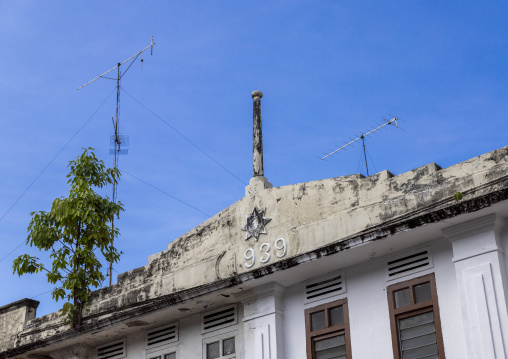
[443,213,508,358]
[236,282,285,359]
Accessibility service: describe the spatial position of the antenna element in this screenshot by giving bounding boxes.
[321,117,399,176]
[77,37,155,90]
[78,37,155,286]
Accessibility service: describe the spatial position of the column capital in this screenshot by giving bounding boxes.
[235,282,285,303]
[442,213,505,242]
[442,214,505,263]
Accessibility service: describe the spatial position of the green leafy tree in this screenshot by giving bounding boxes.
[13,148,124,327]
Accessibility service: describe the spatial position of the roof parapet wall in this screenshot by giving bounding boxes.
[0,299,39,353]
[3,146,508,355]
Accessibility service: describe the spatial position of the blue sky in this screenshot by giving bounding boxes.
[0,1,507,317]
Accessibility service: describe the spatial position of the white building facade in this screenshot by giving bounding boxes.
[1,93,508,358]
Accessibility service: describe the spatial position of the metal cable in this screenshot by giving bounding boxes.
[121,170,211,217]
[0,87,116,264]
[120,54,140,79]
[31,289,53,299]
[120,87,247,186]
[365,146,378,174]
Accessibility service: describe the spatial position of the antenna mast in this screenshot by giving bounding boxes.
[78,37,155,286]
[321,117,398,176]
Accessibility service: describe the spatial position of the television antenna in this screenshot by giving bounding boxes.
[321,117,398,176]
[78,37,155,285]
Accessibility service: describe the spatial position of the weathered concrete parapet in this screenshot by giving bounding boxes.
[2,146,508,357]
[0,299,39,352]
[83,146,508,320]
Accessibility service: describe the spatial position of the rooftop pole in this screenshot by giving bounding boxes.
[245,90,272,196]
[252,90,264,177]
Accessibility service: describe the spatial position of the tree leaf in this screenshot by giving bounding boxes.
[12,148,123,327]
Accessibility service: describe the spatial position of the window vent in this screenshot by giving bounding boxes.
[201,305,237,333]
[386,247,433,281]
[146,323,178,349]
[97,339,126,359]
[304,271,346,304]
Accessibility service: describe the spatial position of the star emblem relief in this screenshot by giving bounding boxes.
[241,207,271,241]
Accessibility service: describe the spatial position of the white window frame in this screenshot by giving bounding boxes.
[202,330,239,359]
[145,344,178,359]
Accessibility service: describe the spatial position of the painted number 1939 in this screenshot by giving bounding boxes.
[244,238,287,268]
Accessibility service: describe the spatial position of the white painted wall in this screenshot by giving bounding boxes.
[92,306,245,359]
[84,235,502,359]
[282,237,467,358]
